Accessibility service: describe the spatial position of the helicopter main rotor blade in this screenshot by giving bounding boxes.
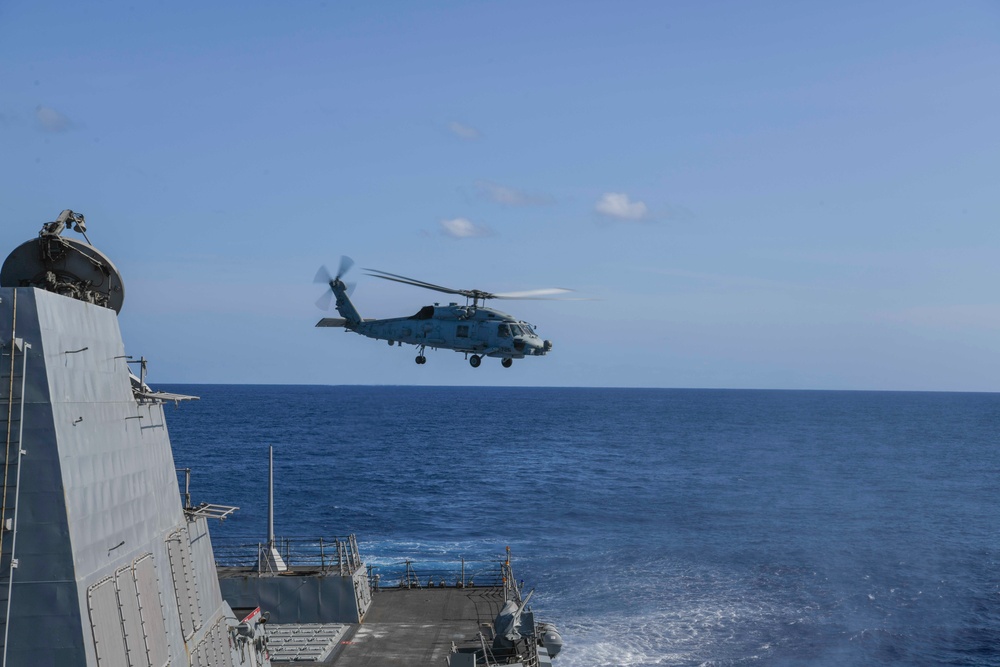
[364,268,471,297]
[364,266,586,302]
[491,288,575,299]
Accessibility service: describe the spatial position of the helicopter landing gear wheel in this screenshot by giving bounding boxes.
[501,358,513,368]
[415,355,426,365]
[469,355,481,368]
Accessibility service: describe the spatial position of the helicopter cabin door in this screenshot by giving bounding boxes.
[455,322,475,346]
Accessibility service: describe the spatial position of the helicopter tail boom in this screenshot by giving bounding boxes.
[330,279,362,327]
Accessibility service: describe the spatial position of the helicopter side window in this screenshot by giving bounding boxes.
[413,306,435,320]
[510,324,524,336]
[498,324,511,338]
[456,324,469,338]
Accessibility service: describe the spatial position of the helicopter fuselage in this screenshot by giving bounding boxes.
[316,276,554,367]
[355,303,551,359]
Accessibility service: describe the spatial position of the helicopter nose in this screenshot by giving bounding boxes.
[528,339,552,355]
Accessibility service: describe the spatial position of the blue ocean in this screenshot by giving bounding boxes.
[163,386,1000,666]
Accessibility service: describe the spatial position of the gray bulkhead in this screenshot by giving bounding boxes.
[0,288,265,667]
[219,564,371,625]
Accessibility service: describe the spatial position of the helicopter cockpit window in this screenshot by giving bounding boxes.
[497,324,511,338]
[510,324,524,336]
[413,306,435,320]
[522,324,536,336]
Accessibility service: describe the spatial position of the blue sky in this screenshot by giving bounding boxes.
[2,1,998,389]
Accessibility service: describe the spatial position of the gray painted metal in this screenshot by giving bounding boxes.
[0,223,125,313]
[191,617,233,667]
[0,284,271,667]
[266,623,349,662]
[87,576,128,667]
[166,527,200,640]
[0,326,29,666]
[133,554,170,667]
[218,565,370,624]
[114,565,146,667]
[259,446,286,573]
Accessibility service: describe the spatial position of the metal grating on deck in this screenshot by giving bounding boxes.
[267,623,351,662]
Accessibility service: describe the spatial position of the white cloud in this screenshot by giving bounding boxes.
[440,217,493,239]
[475,180,551,206]
[595,192,648,220]
[35,105,73,132]
[449,120,481,140]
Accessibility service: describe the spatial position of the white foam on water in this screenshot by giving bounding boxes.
[554,602,782,667]
[547,562,816,667]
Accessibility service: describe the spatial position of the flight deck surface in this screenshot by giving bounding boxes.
[272,586,506,666]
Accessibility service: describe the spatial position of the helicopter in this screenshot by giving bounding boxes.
[314,257,572,368]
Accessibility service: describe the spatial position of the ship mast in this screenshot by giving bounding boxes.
[258,446,287,572]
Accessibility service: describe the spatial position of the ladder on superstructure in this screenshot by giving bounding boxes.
[0,293,29,667]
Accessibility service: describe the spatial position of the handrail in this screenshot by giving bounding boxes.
[0,297,29,667]
[212,536,509,589]
[370,556,506,589]
[1,291,17,547]
[213,536,363,575]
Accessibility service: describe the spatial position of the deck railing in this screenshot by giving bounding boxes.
[212,535,511,591]
[368,555,506,590]
[212,535,362,575]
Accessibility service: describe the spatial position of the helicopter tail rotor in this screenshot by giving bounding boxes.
[314,256,356,284]
[315,288,335,311]
[337,255,354,281]
[313,264,333,286]
[314,256,356,311]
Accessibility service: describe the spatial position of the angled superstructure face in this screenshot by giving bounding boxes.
[0,214,269,667]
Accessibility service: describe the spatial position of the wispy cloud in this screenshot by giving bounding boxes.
[35,105,73,132]
[449,120,481,140]
[595,192,649,221]
[475,180,551,207]
[440,217,493,239]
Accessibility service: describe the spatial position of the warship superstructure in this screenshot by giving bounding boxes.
[0,212,269,666]
[0,211,562,667]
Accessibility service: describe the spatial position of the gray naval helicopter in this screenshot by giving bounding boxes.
[314,256,572,368]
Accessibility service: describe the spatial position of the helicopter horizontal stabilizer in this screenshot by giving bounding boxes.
[316,317,377,327]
